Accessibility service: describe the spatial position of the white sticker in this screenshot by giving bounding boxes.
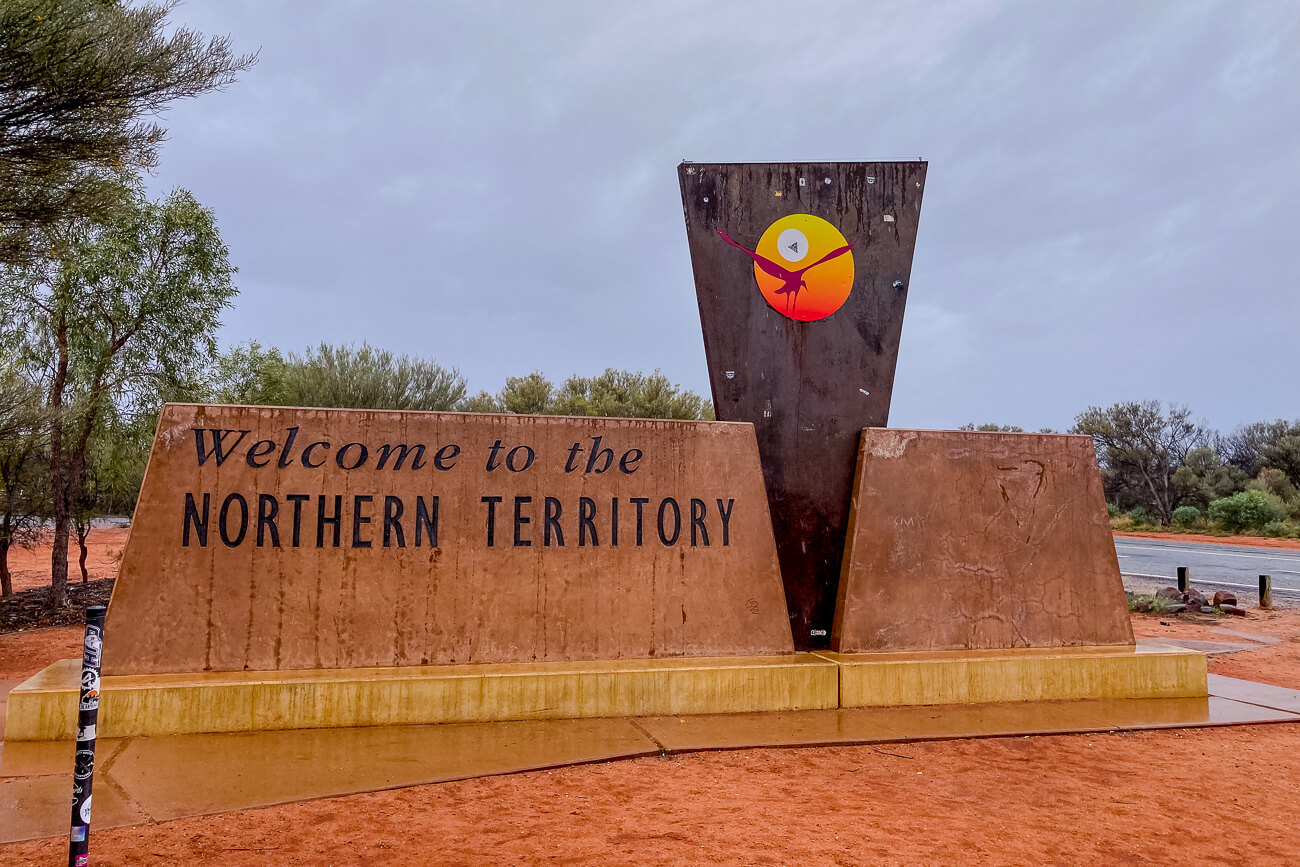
[859,389,870,396]
[80,795,92,824]
[77,724,96,742]
[776,228,809,263]
[724,370,735,380]
[883,214,895,223]
[866,176,876,184]
[798,177,806,186]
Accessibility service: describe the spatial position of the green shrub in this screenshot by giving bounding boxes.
[1263,520,1288,537]
[1106,502,1120,519]
[1171,505,1201,527]
[1208,490,1287,533]
[1127,506,1152,525]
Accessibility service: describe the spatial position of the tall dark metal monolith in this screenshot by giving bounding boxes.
[679,161,926,648]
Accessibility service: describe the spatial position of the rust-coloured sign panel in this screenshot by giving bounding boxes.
[103,404,793,675]
[678,161,927,648]
[832,429,1135,652]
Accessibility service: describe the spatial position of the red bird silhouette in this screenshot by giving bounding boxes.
[717,228,854,316]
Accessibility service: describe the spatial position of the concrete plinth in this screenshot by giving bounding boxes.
[824,642,1207,708]
[4,653,839,741]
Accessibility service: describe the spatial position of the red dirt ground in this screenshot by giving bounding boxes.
[4,526,129,593]
[1115,530,1300,550]
[6,536,1300,863]
[3,611,1300,865]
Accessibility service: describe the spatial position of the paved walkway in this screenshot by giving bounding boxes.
[3,663,1299,844]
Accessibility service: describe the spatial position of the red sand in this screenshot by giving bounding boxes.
[1115,530,1300,550]
[3,526,129,593]
[4,611,1300,864]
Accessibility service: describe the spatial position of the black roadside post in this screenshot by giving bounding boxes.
[1260,575,1273,610]
[68,605,106,867]
[1177,566,1189,594]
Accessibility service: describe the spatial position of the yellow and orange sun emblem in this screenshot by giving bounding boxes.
[722,214,854,322]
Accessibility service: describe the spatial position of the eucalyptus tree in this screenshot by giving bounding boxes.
[0,0,254,262]
[1,187,237,608]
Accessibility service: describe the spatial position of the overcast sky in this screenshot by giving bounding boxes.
[146,0,1299,433]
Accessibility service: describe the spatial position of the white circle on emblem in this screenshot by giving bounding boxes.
[776,228,809,263]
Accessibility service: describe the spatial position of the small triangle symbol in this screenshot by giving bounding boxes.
[788,242,799,253]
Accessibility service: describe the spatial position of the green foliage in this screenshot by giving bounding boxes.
[1208,490,1286,533]
[276,342,467,412]
[1106,502,1120,518]
[459,391,502,413]
[1073,400,1204,525]
[1171,505,1201,527]
[2,186,236,605]
[548,369,708,420]
[958,423,1026,432]
[0,369,48,596]
[1223,419,1300,488]
[498,372,554,415]
[1126,506,1152,525]
[0,0,255,262]
[207,340,287,406]
[1126,592,1173,614]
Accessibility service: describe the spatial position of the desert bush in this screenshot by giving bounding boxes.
[1208,490,1287,533]
[1127,506,1152,525]
[1106,502,1120,518]
[1171,505,1201,527]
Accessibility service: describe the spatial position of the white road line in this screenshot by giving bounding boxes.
[1121,572,1300,594]
[1114,543,1300,565]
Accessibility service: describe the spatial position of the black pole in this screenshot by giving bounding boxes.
[1260,575,1273,610]
[1177,566,1189,594]
[68,605,106,867]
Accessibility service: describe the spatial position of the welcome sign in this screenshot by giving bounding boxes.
[103,404,794,675]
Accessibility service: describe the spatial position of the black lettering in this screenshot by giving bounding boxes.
[564,442,583,472]
[631,497,649,546]
[434,444,460,470]
[579,496,598,546]
[619,449,642,474]
[352,495,373,547]
[286,494,309,547]
[610,497,619,546]
[257,494,281,547]
[657,498,681,546]
[482,496,502,546]
[584,436,614,474]
[506,445,534,472]
[486,439,505,471]
[219,494,248,547]
[376,443,426,470]
[245,439,276,468]
[336,443,368,470]
[317,495,342,547]
[383,496,405,547]
[278,426,299,468]
[690,498,709,546]
[716,498,735,547]
[303,441,329,468]
[544,497,564,546]
[182,493,209,547]
[194,429,249,466]
[514,496,532,546]
[416,497,439,546]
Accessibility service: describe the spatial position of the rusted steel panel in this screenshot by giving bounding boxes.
[832,429,1135,652]
[103,404,793,675]
[678,161,926,648]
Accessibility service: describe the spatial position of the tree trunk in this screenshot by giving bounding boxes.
[77,526,90,583]
[47,310,70,610]
[0,539,11,598]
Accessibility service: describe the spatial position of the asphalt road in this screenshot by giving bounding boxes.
[1115,536,1300,601]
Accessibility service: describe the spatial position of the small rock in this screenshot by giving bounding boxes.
[1156,587,1183,601]
[1166,604,1187,614]
[1213,591,1237,607]
[1220,604,1246,616]
[1200,606,1215,614]
[1184,589,1209,608]
[1134,599,1153,613]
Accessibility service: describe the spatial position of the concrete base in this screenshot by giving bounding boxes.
[823,642,1207,707]
[5,654,839,741]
